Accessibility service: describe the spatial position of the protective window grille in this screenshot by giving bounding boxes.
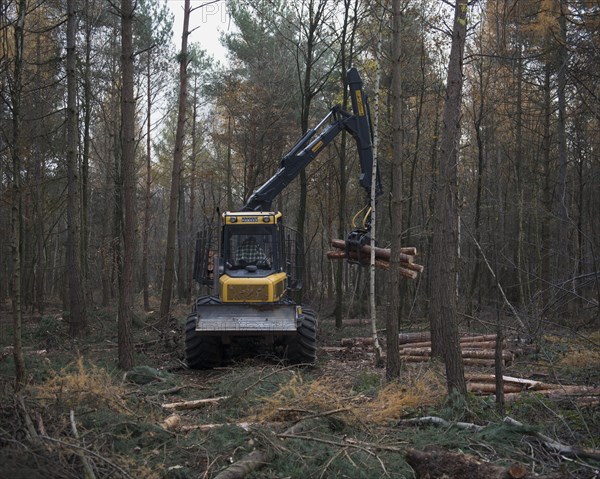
[193,228,218,286]
[280,225,303,291]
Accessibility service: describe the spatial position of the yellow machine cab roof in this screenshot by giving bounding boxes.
[223,211,282,225]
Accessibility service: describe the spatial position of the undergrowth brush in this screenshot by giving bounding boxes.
[0,308,598,478]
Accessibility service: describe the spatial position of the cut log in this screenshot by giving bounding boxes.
[398,347,512,361]
[396,356,499,367]
[331,238,417,261]
[462,349,513,361]
[160,414,181,430]
[465,374,558,391]
[398,333,498,345]
[405,340,500,349]
[467,382,525,394]
[212,449,270,479]
[341,337,374,347]
[161,396,229,411]
[326,251,420,278]
[374,261,420,278]
[326,250,424,273]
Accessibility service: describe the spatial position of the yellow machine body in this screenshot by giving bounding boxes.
[219,272,287,303]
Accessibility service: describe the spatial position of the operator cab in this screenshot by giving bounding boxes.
[222,212,281,278]
[224,227,278,276]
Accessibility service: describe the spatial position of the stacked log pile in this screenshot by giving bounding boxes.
[338,333,598,403]
[399,333,511,367]
[327,239,424,279]
[341,333,511,367]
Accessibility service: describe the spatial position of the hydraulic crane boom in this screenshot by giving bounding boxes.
[242,67,382,214]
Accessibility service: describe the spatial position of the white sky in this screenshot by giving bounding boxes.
[166,0,232,64]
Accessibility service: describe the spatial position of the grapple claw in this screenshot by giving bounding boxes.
[345,229,372,265]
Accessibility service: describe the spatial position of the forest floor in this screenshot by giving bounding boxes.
[0,302,599,479]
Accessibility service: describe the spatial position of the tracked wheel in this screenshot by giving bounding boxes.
[185,296,223,369]
[284,307,317,364]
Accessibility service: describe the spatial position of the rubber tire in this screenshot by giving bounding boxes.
[185,296,223,369]
[284,307,317,364]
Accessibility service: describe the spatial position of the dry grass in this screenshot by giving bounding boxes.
[364,369,445,424]
[30,356,126,412]
[249,366,446,426]
[559,349,600,368]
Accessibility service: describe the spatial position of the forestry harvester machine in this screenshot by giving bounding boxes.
[186,68,382,368]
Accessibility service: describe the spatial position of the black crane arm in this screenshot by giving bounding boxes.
[242,67,382,212]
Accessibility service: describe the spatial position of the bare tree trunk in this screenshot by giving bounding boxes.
[187,77,199,305]
[66,0,87,337]
[556,2,569,286]
[387,0,403,380]
[159,0,190,322]
[467,40,486,316]
[515,38,526,306]
[81,0,93,306]
[33,142,45,316]
[368,1,385,367]
[177,182,186,300]
[541,65,552,307]
[142,50,152,312]
[118,0,137,370]
[32,35,46,316]
[429,0,467,397]
[334,0,357,327]
[10,0,27,388]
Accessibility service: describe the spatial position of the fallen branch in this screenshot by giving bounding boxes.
[212,449,270,479]
[503,416,600,461]
[17,393,40,444]
[41,435,134,479]
[70,410,97,479]
[212,419,313,479]
[161,396,229,411]
[179,422,276,433]
[503,388,600,404]
[399,416,484,432]
[277,433,404,453]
